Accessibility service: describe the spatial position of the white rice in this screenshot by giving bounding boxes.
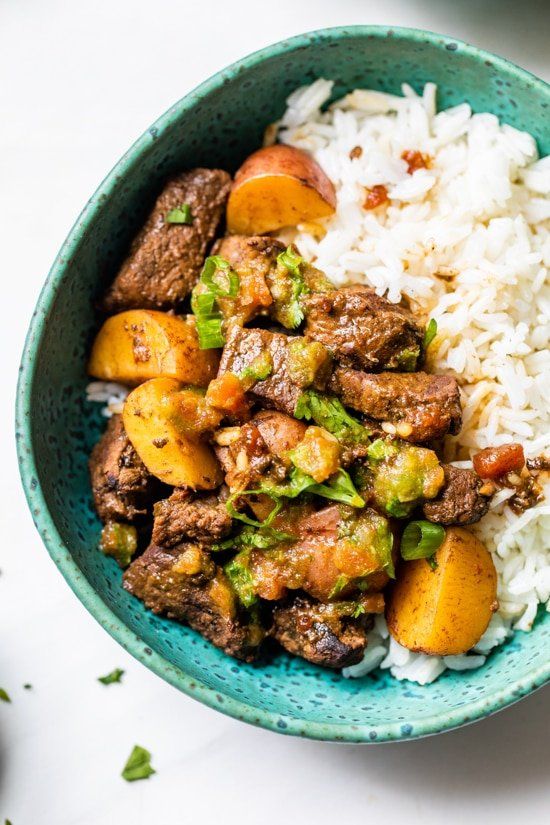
[86,381,128,416]
[278,79,550,684]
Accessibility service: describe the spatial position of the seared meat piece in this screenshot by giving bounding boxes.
[102,169,231,312]
[152,488,232,547]
[214,411,306,519]
[213,235,334,327]
[218,326,332,416]
[89,414,156,522]
[423,464,492,525]
[123,542,264,661]
[330,368,462,443]
[303,286,424,371]
[212,235,284,325]
[271,596,367,668]
[214,234,284,269]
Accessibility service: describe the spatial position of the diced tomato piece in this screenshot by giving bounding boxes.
[401,149,431,174]
[473,444,525,479]
[205,373,249,416]
[363,184,389,210]
[240,270,272,311]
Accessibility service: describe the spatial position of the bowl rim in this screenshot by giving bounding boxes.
[16,24,550,743]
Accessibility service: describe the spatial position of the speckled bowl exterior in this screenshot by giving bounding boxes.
[17,26,550,742]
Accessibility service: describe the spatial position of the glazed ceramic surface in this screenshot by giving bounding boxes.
[17,26,550,742]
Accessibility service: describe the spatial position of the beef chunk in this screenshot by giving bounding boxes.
[102,169,231,312]
[213,235,334,327]
[423,464,492,525]
[152,488,232,547]
[330,368,462,443]
[218,326,331,416]
[213,235,284,324]
[123,542,263,661]
[271,596,367,668]
[89,414,155,522]
[214,234,285,269]
[215,410,306,487]
[214,411,306,520]
[303,286,424,371]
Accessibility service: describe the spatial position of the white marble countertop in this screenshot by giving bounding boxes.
[1,1,549,822]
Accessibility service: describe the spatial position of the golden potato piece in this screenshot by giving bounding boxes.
[226,145,336,235]
[88,310,219,387]
[386,527,498,656]
[122,377,222,490]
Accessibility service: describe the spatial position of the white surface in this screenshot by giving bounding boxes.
[1,1,549,822]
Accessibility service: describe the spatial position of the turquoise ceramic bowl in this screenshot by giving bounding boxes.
[17,26,550,742]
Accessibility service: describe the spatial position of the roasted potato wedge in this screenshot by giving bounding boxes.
[122,377,222,489]
[226,145,336,235]
[386,527,498,656]
[88,310,219,387]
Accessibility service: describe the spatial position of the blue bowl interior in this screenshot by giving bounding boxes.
[18,28,549,741]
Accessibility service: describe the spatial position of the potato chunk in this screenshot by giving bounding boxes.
[386,527,497,656]
[122,377,222,489]
[226,145,336,235]
[88,310,219,387]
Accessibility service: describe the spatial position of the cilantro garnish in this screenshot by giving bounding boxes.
[98,668,125,685]
[121,745,156,782]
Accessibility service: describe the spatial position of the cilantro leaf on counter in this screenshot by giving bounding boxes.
[121,745,156,782]
[0,688,11,703]
[98,668,125,685]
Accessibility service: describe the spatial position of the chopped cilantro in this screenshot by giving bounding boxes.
[239,352,273,386]
[165,203,193,224]
[367,438,399,463]
[251,466,365,509]
[352,603,366,618]
[328,574,349,599]
[0,688,11,703]
[423,318,438,349]
[395,347,419,372]
[121,745,156,782]
[295,390,369,444]
[98,668,125,685]
[276,246,307,327]
[224,553,258,607]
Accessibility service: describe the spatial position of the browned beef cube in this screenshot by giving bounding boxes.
[271,596,367,669]
[215,410,306,489]
[303,286,424,371]
[89,414,156,522]
[329,368,462,443]
[123,542,264,661]
[208,235,283,326]
[218,326,332,416]
[152,488,232,547]
[214,234,285,267]
[102,169,231,312]
[423,464,492,525]
[213,235,334,327]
